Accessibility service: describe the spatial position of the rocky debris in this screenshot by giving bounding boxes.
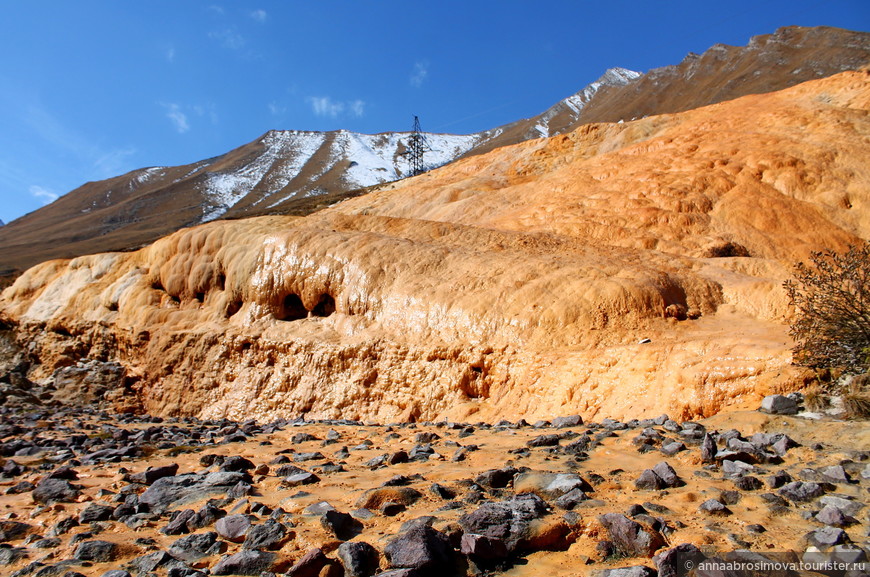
[32,478,81,504]
[355,487,422,510]
[458,493,567,554]
[760,394,799,415]
[211,550,277,576]
[778,481,827,503]
[74,540,118,562]
[598,513,665,557]
[286,547,329,577]
[243,519,289,550]
[384,525,454,571]
[215,514,252,543]
[139,472,248,513]
[635,461,682,490]
[513,471,592,499]
[320,509,361,540]
[168,531,221,563]
[338,540,380,577]
[128,463,179,485]
[460,533,510,561]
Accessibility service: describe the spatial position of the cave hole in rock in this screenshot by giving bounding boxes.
[225,300,242,318]
[151,279,165,291]
[278,294,308,321]
[194,292,205,303]
[216,273,226,291]
[311,294,336,318]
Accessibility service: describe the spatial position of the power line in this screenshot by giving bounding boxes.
[400,115,431,177]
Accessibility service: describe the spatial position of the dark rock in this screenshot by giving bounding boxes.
[733,476,763,491]
[162,509,196,535]
[320,510,360,540]
[459,493,549,553]
[78,503,115,524]
[243,519,288,550]
[286,548,329,577]
[719,491,741,505]
[760,394,798,415]
[0,520,31,542]
[527,434,562,448]
[139,472,247,513]
[555,488,588,510]
[219,456,256,472]
[699,499,730,516]
[31,537,61,548]
[819,495,864,517]
[778,481,826,502]
[475,467,517,489]
[168,531,219,563]
[634,469,664,491]
[100,571,131,577]
[380,502,406,516]
[460,533,509,561]
[598,513,664,558]
[552,415,583,428]
[771,435,799,456]
[33,478,81,504]
[215,514,252,543]
[74,540,118,562]
[766,471,793,489]
[281,472,320,487]
[388,451,409,465]
[429,483,455,500]
[4,480,34,497]
[815,505,850,527]
[806,526,847,549]
[700,433,717,463]
[0,547,27,566]
[337,541,380,577]
[651,462,681,487]
[211,550,277,576]
[655,543,705,577]
[126,551,170,573]
[128,463,179,485]
[385,525,453,570]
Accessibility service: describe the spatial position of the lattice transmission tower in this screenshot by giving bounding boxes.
[401,115,431,177]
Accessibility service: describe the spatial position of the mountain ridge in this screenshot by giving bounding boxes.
[0,25,867,278]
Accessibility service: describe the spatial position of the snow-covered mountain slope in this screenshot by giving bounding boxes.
[0,26,866,276]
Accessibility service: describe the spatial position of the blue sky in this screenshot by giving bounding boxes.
[0,1,866,224]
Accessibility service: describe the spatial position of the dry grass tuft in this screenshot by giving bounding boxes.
[842,376,870,419]
[803,385,829,412]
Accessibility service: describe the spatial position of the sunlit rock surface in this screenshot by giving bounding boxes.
[2,71,868,423]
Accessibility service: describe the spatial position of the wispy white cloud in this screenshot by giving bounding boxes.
[410,61,429,88]
[161,102,190,133]
[166,46,176,63]
[309,96,344,118]
[29,185,58,205]
[209,28,246,51]
[250,9,267,23]
[268,102,286,116]
[308,96,366,119]
[209,5,225,16]
[349,100,365,117]
[95,148,137,177]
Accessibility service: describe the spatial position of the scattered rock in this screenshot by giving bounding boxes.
[286,547,329,577]
[216,514,252,543]
[32,478,81,504]
[337,541,380,577]
[598,513,665,558]
[760,394,798,415]
[139,472,248,513]
[211,550,277,576]
[385,525,453,571]
[74,540,118,562]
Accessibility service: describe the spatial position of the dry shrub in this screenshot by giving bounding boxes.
[843,374,870,419]
[803,385,829,412]
[784,242,870,373]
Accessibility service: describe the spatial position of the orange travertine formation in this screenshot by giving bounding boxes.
[2,71,868,423]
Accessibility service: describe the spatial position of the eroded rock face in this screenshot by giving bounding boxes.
[1,71,868,423]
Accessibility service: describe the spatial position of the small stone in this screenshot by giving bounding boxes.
[733,476,763,491]
[699,499,730,516]
[243,519,288,550]
[460,533,509,560]
[215,514,252,543]
[74,540,118,562]
[815,505,849,527]
[760,394,798,415]
[634,469,664,491]
[286,548,329,577]
[337,541,379,577]
[385,525,453,570]
[211,550,277,576]
[778,481,826,502]
[806,526,847,549]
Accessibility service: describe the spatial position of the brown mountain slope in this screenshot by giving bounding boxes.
[470,25,870,155]
[0,26,866,281]
[1,70,868,423]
